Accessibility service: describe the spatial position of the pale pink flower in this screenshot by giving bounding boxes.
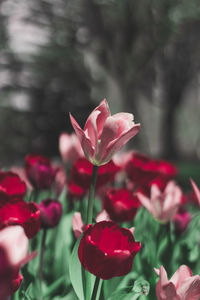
[190,178,200,206]
[70,99,140,166]
[155,265,200,300]
[59,133,83,165]
[0,226,36,299]
[137,181,182,223]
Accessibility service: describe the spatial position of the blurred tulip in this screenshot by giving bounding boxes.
[155,265,200,300]
[0,171,26,203]
[0,226,35,299]
[39,199,62,228]
[70,99,140,166]
[25,154,57,190]
[138,181,182,223]
[103,188,140,222]
[0,201,40,238]
[190,179,200,206]
[59,132,83,165]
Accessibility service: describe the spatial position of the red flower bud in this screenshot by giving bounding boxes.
[78,221,141,280]
[25,154,56,190]
[0,201,40,239]
[103,188,140,222]
[39,199,62,228]
[0,171,26,203]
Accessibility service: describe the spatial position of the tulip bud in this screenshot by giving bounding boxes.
[39,199,62,228]
[25,154,57,190]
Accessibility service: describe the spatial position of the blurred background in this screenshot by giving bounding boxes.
[0,0,200,167]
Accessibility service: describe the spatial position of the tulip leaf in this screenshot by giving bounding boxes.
[107,279,150,300]
[69,237,85,300]
[133,279,150,295]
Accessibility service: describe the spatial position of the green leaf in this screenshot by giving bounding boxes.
[133,279,150,296]
[107,279,150,300]
[69,237,85,300]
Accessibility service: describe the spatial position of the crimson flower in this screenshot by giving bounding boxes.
[25,154,57,190]
[78,221,141,280]
[70,99,140,166]
[70,157,120,192]
[125,152,177,190]
[155,265,200,300]
[173,208,191,233]
[0,171,26,203]
[0,201,40,238]
[103,188,140,222]
[39,199,62,228]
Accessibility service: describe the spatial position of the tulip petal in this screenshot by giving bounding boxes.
[84,110,100,150]
[170,265,192,287]
[72,212,84,239]
[190,179,200,206]
[112,113,135,135]
[137,192,152,214]
[0,226,28,267]
[102,123,141,163]
[70,113,95,159]
[98,116,118,161]
[179,275,200,300]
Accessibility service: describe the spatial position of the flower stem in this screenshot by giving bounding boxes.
[91,277,101,300]
[39,229,47,299]
[86,165,99,225]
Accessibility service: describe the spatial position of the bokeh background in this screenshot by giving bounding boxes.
[0,0,200,171]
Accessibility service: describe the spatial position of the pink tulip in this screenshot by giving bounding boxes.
[190,178,200,206]
[155,265,200,300]
[137,181,182,223]
[59,133,83,164]
[70,99,140,166]
[0,226,35,299]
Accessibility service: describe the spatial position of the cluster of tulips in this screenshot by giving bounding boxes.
[0,99,200,300]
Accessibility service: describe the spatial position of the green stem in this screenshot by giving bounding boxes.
[86,165,99,225]
[39,229,47,299]
[91,277,101,300]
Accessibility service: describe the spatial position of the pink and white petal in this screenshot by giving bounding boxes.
[164,181,176,194]
[151,184,162,200]
[190,179,200,206]
[96,210,111,222]
[162,282,180,300]
[98,116,118,160]
[0,226,28,267]
[84,110,101,150]
[112,113,134,135]
[72,212,84,239]
[178,275,200,300]
[158,265,169,286]
[137,192,152,213]
[170,265,192,288]
[96,99,111,137]
[70,114,85,144]
[101,123,141,163]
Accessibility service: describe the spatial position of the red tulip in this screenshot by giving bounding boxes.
[70,99,140,166]
[78,221,141,280]
[173,208,191,233]
[155,265,200,300]
[0,201,40,239]
[0,171,26,203]
[39,199,62,228]
[103,188,140,222]
[25,154,57,190]
[125,152,177,189]
[70,157,120,192]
